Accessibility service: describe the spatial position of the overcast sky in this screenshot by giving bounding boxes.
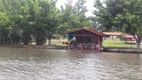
[56,0,95,17]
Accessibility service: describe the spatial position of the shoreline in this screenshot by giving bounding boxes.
[0,45,142,53]
[103,47,142,53]
[0,45,68,50]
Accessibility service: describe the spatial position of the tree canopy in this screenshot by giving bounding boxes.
[94,0,142,48]
[57,0,91,35]
[0,0,91,45]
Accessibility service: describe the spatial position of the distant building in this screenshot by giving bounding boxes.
[103,32,122,40]
[124,34,136,44]
[66,28,105,51]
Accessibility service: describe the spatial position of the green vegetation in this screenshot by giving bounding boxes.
[47,39,67,46]
[30,39,67,46]
[58,0,91,35]
[0,0,91,46]
[103,40,135,48]
[0,0,142,49]
[46,39,135,48]
[93,0,142,48]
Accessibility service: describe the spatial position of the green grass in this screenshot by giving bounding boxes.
[30,39,68,46]
[50,39,136,48]
[103,40,135,48]
[47,39,68,46]
[51,39,135,48]
[31,39,136,48]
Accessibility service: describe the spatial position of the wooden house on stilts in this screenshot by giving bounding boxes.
[66,28,105,51]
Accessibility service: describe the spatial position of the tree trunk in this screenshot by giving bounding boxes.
[36,36,46,45]
[23,36,30,45]
[136,15,142,48]
[134,35,142,49]
[136,39,141,49]
[36,30,46,45]
[48,36,51,45]
[60,37,62,43]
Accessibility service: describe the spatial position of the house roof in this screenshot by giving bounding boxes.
[103,32,122,36]
[65,28,105,37]
[124,34,135,39]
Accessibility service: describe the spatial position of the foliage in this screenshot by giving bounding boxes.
[103,40,134,48]
[94,0,142,48]
[57,0,91,35]
[0,0,60,45]
[0,0,91,45]
[0,12,10,44]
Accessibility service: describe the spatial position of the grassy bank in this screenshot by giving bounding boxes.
[50,39,136,48]
[31,39,136,48]
[48,39,67,46]
[103,40,135,48]
[30,39,68,46]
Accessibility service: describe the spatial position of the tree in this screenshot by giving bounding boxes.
[0,0,61,45]
[0,0,91,46]
[57,0,91,36]
[94,0,142,48]
[1,0,32,45]
[0,12,10,45]
[32,0,60,45]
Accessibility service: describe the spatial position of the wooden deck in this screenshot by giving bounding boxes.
[68,44,99,50]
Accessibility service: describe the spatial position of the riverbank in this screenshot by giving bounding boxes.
[0,45,68,49]
[0,45,142,53]
[23,45,68,49]
[103,47,142,53]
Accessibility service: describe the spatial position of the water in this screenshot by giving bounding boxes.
[0,47,141,80]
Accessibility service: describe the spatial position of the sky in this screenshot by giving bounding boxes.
[56,0,95,17]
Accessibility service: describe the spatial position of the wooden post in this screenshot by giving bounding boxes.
[67,37,70,50]
[80,44,82,50]
[97,36,100,51]
[126,38,127,43]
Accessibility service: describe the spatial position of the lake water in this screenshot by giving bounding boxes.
[0,47,142,80]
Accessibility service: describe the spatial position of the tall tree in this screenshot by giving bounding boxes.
[57,0,91,36]
[0,0,61,45]
[1,0,32,45]
[0,12,10,44]
[33,0,60,45]
[94,0,142,48]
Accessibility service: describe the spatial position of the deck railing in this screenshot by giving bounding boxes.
[68,44,98,50]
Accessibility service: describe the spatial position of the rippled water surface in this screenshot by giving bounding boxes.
[0,47,142,80]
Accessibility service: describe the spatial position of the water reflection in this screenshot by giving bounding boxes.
[0,47,141,80]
